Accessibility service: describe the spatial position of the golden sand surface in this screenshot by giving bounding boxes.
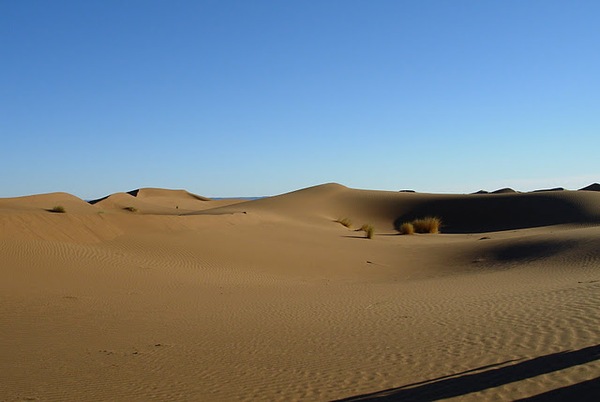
[1,184,599,401]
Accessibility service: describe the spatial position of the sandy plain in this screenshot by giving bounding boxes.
[1,183,599,401]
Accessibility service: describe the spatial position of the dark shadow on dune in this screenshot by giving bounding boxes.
[579,183,600,192]
[488,239,578,263]
[87,195,108,205]
[88,189,138,205]
[532,187,565,193]
[45,208,66,213]
[393,194,597,233]
[515,376,600,401]
[335,344,600,401]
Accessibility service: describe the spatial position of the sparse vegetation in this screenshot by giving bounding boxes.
[399,216,441,234]
[49,205,65,213]
[335,217,353,228]
[399,222,415,235]
[123,206,138,212]
[413,216,441,233]
[357,223,375,239]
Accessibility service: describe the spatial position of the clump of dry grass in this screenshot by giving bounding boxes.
[399,222,415,235]
[335,217,353,228]
[123,206,138,212]
[407,216,441,234]
[413,217,441,233]
[357,223,374,239]
[398,217,441,234]
[48,205,65,213]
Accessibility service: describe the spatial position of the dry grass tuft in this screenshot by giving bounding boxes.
[411,216,441,234]
[399,222,415,235]
[358,223,375,239]
[123,206,138,212]
[335,217,353,228]
[48,205,66,213]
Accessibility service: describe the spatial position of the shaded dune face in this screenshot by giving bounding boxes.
[392,193,600,233]
[579,183,600,191]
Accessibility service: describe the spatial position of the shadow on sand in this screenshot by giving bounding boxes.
[335,344,600,401]
[392,194,598,233]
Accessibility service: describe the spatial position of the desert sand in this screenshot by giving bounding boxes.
[1,183,599,401]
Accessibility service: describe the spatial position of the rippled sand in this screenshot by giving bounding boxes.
[2,184,599,400]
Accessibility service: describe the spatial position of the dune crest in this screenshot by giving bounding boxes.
[128,187,211,201]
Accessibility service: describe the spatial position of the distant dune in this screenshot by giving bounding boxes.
[125,187,211,201]
[491,187,518,194]
[88,187,246,215]
[1,183,599,401]
[194,183,600,233]
[532,187,565,192]
[579,183,600,191]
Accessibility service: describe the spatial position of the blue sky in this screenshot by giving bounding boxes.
[1,0,599,198]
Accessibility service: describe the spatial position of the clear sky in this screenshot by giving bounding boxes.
[1,0,599,198]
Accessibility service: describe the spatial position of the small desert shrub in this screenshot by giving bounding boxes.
[49,205,65,213]
[358,223,374,239]
[411,216,441,234]
[335,217,353,228]
[399,222,415,235]
[123,206,138,212]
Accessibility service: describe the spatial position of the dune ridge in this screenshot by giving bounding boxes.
[196,183,600,233]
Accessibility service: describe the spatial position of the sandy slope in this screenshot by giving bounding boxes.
[1,184,599,401]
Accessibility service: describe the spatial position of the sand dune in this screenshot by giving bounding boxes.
[90,187,245,215]
[579,182,600,191]
[127,187,211,201]
[491,187,518,194]
[1,184,599,401]
[197,183,600,232]
[0,192,99,213]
